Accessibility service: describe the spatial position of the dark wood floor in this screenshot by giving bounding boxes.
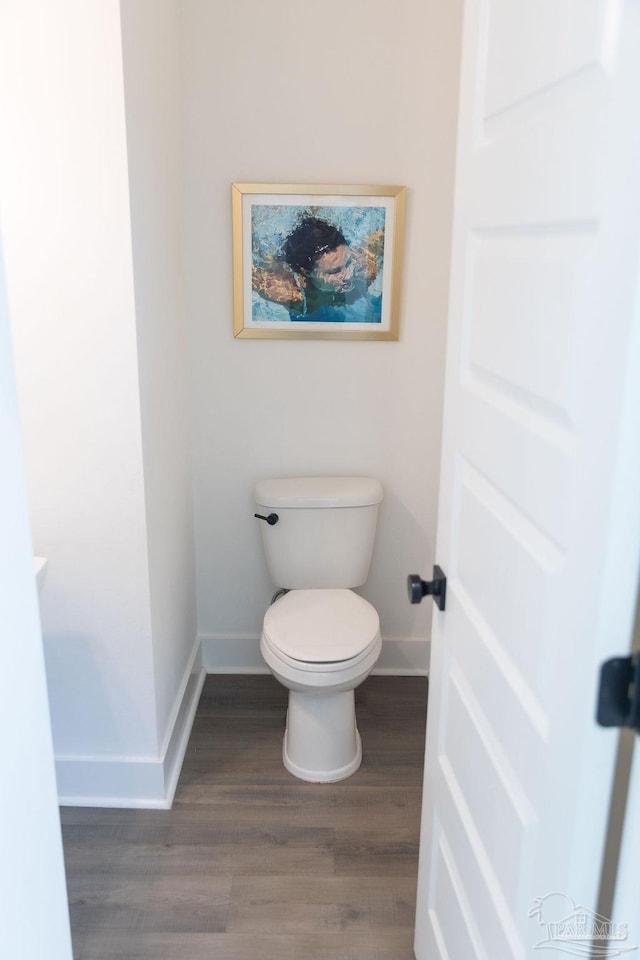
[61,674,428,960]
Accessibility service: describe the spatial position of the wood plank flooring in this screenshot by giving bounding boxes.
[60,674,428,960]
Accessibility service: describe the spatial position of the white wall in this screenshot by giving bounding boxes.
[0,0,200,806]
[0,236,72,959]
[181,0,463,661]
[0,0,157,759]
[120,0,199,751]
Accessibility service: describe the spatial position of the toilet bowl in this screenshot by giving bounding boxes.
[260,588,382,782]
[254,476,384,782]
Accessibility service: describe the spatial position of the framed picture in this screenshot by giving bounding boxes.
[232,183,406,340]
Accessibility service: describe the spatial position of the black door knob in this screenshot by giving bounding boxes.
[407,575,426,604]
[407,566,447,611]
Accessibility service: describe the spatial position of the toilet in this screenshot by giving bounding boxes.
[254,476,383,782]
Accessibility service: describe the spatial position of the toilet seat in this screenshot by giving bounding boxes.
[263,588,380,669]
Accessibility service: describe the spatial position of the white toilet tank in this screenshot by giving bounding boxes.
[254,476,383,589]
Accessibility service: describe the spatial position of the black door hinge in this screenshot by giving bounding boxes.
[596,653,640,733]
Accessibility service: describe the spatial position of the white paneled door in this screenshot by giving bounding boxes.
[414,1,640,958]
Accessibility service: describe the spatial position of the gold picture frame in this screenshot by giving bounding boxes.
[232,183,406,340]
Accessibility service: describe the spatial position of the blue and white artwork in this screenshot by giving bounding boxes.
[250,203,386,324]
[232,184,405,339]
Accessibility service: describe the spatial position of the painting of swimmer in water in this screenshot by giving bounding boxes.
[232,184,406,340]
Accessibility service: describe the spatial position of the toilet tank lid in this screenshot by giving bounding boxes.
[255,476,383,508]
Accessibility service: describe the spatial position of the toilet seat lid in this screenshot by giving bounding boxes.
[263,589,380,663]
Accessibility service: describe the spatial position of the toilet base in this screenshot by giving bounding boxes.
[282,688,362,783]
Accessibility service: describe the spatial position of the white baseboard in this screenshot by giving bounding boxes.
[202,634,269,674]
[57,637,205,809]
[56,755,171,809]
[373,637,430,675]
[201,633,429,676]
[162,658,207,807]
